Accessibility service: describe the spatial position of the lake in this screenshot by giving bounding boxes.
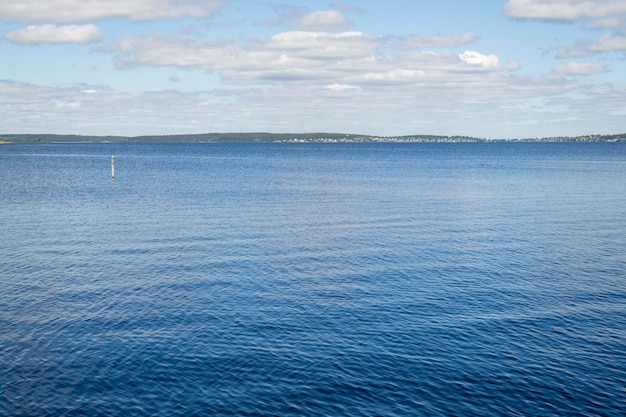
[1,142,625,416]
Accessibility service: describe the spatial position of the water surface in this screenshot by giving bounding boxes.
[2,142,625,416]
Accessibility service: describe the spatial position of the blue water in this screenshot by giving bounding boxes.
[1,142,625,416]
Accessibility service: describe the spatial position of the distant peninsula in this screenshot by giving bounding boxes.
[1,132,625,143]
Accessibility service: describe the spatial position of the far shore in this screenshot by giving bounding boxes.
[0,132,625,144]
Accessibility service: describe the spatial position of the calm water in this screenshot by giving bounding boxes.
[1,142,625,416]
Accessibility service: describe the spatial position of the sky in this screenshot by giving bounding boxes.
[1,0,626,138]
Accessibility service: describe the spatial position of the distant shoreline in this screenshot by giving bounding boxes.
[1,132,625,144]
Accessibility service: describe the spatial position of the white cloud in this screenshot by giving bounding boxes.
[54,100,81,108]
[405,33,480,48]
[354,68,427,84]
[590,34,626,51]
[5,24,103,45]
[504,0,626,28]
[506,2,626,59]
[104,31,385,73]
[267,31,379,58]
[459,51,500,68]
[296,11,352,31]
[553,61,607,75]
[557,34,626,57]
[0,79,233,134]
[505,0,598,21]
[322,83,362,98]
[0,0,226,23]
[325,83,361,91]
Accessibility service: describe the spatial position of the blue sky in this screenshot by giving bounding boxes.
[1,0,625,138]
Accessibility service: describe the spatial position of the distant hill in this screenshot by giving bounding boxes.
[1,132,625,143]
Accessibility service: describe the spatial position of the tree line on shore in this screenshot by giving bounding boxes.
[1,132,625,143]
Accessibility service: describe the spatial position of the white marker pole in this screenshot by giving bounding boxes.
[111,156,115,179]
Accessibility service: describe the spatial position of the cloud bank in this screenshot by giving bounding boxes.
[103,30,516,88]
[557,34,626,57]
[5,24,103,44]
[553,61,608,75]
[504,0,626,28]
[0,0,226,23]
[297,11,352,31]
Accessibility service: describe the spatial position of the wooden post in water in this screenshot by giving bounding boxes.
[111,156,115,179]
